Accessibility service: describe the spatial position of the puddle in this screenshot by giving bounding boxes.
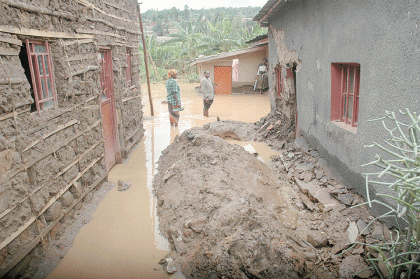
[47,81,271,278]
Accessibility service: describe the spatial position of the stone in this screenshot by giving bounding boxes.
[63,165,79,183]
[314,169,324,179]
[0,247,7,266]
[327,184,347,195]
[307,231,328,248]
[315,266,336,279]
[339,255,372,278]
[356,219,369,235]
[64,209,75,221]
[70,182,83,198]
[84,192,93,202]
[61,191,74,207]
[294,178,340,212]
[294,137,311,152]
[118,180,131,191]
[299,192,316,211]
[73,201,83,211]
[309,150,319,158]
[12,151,22,165]
[243,144,257,156]
[165,258,180,274]
[347,221,359,243]
[0,149,14,174]
[45,201,62,222]
[187,216,207,233]
[302,171,314,182]
[29,192,46,213]
[183,229,193,238]
[336,193,354,206]
[371,223,384,240]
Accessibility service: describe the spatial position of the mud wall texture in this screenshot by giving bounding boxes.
[0,0,143,277]
[267,0,420,205]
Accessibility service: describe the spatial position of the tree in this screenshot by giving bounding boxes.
[171,7,179,21]
[183,5,189,20]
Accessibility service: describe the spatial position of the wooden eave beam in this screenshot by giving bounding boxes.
[258,0,283,27]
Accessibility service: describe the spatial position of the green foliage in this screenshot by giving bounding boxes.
[139,6,267,83]
[357,109,420,278]
[187,73,200,83]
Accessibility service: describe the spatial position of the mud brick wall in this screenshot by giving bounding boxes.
[0,0,144,276]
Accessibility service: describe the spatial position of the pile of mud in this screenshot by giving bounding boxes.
[153,129,309,278]
[154,121,393,278]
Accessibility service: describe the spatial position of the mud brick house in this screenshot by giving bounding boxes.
[0,0,144,276]
[254,0,420,214]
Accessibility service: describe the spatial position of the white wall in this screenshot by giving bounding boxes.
[196,48,268,87]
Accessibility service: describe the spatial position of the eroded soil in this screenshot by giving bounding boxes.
[154,118,390,279]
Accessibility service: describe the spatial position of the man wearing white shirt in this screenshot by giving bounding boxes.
[200,70,215,117]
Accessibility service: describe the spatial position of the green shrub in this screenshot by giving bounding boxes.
[355,109,420,279]
[186,73,200,83]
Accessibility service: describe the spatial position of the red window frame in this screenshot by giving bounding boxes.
[276,66,283,97]
[26,40,57,114]
[331,63,360,127]
[126,48,132,86]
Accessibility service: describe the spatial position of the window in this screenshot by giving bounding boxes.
[275,66,294,98]
[331,63,360,127]
[25,40,57,113]
[126,49,132,86]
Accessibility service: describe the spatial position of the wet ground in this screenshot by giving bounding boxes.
[45,81,272,278]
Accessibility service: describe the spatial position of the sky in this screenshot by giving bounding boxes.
[139,0,265,12]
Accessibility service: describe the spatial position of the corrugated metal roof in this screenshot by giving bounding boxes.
[245,34,268,44]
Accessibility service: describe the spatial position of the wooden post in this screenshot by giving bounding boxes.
[136,2,154,116]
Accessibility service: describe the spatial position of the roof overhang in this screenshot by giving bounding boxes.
[253,0,300,27]
[189,45,267,67]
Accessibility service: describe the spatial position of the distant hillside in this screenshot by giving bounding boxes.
[142,6,262,36]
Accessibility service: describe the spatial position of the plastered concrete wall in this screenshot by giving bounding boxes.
[0,0,143,276]
[268,0,420,205]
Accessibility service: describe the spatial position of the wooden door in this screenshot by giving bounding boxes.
[214,66,232,95]
[99,49,118,171]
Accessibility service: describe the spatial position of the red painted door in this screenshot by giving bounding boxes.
[214,66,232,95]
[99,49,117,171]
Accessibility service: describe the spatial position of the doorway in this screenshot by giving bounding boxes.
[99,48,118,171]
[214,66,232,95]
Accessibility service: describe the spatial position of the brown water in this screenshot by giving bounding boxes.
[47,81,273,278]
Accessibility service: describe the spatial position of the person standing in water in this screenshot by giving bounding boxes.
[200,70,215,117]
[166,69,183,127]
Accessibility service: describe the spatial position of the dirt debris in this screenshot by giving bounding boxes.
[154,119,390,278]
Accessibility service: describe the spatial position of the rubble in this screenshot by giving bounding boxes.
[154,120,390,278]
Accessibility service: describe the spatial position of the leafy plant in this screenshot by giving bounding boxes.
[186,73,200,83]
[356,109,420,278]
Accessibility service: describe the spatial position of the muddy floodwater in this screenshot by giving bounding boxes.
[47,81,271,278]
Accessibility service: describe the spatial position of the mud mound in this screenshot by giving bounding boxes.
[190,120,257,141]
[154,130,312,278]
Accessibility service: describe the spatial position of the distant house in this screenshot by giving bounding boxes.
[167,28,179,34]
[189,35,268,95]
[254,0,420,208]
[156,36,173,43]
